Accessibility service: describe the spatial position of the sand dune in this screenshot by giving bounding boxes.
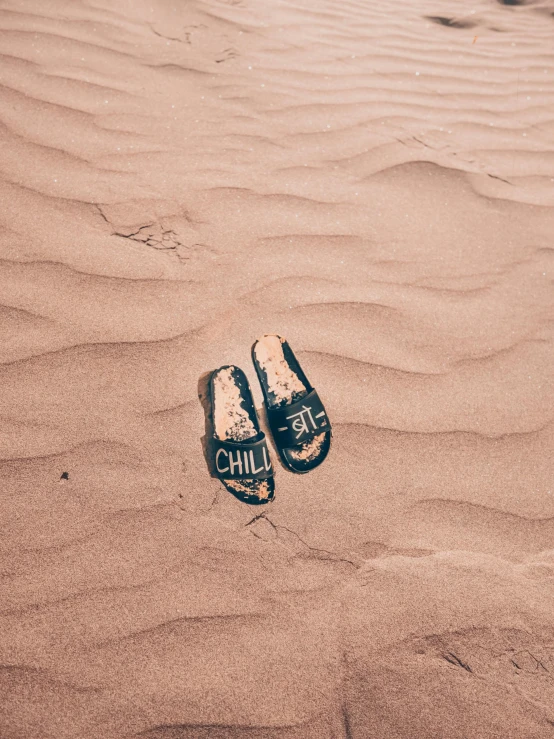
[0,0,553,736]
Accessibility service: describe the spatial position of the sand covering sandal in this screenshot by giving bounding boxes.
[210,365,275,505]
[252,335,332,474]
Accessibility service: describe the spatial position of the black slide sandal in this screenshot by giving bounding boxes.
[210,365,275,505]
[252,335,332,474]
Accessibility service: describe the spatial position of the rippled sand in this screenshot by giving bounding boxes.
[1,0,553,737]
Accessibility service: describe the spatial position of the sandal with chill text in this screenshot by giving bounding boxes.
[252,335,332,474]
[210,365,275,505]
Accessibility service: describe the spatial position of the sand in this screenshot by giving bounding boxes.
[0,0,553,736]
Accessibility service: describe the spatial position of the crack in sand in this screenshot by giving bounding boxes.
[443,651,473,672]
[245,514,358,567]
[110,220,214,262]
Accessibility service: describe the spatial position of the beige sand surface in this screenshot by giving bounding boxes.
[1,0,553,736]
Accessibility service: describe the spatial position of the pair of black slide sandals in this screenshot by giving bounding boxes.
[210,335,332,505]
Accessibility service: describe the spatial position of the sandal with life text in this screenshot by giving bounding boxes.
[210,365,275,505]
[252,335,332,474]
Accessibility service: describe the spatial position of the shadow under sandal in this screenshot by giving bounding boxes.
[210,365,275,505]
[252,335,332,474]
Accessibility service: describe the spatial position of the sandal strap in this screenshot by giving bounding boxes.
[267,389,331,449]
[213,432,273,480]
